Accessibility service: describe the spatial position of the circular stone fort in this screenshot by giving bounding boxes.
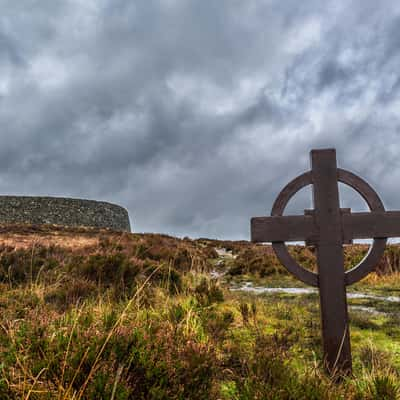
[0,196,131,232]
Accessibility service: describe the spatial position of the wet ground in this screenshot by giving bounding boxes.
[213,247,400,316]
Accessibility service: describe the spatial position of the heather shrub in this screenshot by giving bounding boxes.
[194,277,224,306]
[0,246,60,284]
[44,278,97,309]
[0,229,399,399]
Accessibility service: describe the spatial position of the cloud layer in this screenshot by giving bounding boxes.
[1,0,400,239]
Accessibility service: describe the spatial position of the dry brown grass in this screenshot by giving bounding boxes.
[0,224,397,399]
[0,223,130,250]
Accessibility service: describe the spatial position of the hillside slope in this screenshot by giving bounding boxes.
[0,225,399,399]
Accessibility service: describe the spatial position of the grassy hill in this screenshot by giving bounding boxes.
[0,224,399,399]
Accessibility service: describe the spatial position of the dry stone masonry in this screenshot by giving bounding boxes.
[0,196,131,232]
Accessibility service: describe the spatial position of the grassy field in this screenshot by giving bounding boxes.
[0,224,399,399]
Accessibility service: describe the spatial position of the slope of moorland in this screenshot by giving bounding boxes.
[0,224,399,399]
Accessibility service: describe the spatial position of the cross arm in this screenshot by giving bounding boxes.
[252,210,400,243]
[251,215,317,242]
[343,211,400,239]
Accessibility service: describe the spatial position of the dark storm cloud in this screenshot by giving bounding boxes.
[1,0,400,239]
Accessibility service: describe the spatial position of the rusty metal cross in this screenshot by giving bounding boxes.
[251,148,400,375]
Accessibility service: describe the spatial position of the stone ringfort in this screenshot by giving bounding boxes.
[0,196,131,232]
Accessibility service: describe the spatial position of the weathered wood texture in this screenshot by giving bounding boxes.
[310,149,351,374]
[251,215,315,242]
[251,211,400,242]
[343,211,400,238]
[250,148,400,376]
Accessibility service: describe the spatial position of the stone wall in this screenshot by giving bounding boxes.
[0,196,131,232]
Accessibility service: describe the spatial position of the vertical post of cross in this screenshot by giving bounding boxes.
[311,149,352,375]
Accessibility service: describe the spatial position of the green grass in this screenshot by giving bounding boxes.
[0,231,399,398]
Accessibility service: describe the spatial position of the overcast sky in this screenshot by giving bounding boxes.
[1,1,400,239]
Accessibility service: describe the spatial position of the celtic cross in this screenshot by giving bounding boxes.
[251,149,399,375]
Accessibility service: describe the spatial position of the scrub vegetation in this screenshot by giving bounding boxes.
[0,224,399,399]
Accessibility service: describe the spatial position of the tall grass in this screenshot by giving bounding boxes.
[0,229,398,398]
